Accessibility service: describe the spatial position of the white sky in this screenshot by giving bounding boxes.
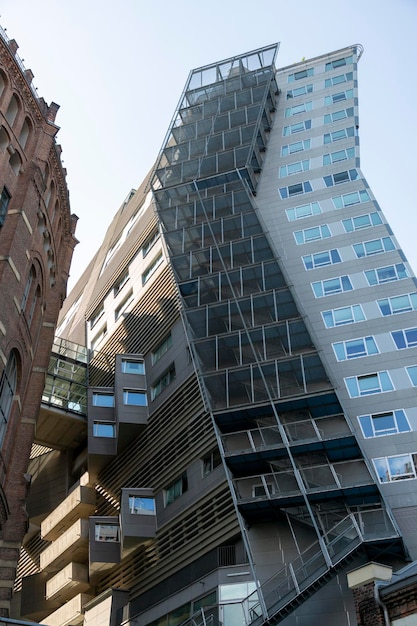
[2,0,416,291]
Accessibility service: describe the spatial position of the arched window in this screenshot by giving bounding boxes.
[45,179,54,208]
[28,284,41,326]
[18,117,31,149]
[0,352,17,446]
[5,94,19,126]
[22,266,36,310]
[0,187,11,228]
[0,71,6,98]
[9,150,22,175]
[0,127,9,152]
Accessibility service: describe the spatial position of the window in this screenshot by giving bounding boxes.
[406,366,417,386]
[279,181,312,199]
[281,139,311,156]
[373,454,417,483]
[91,325,107,351]
[286,201,321,222]
[323,147,355,166]
[115,290,134,320]
[324,107,354,124]
[202,449,222,477]
[113,270,129,296]
[151,365,176,400]
[312,275,353,298]
[324,126,355,144]
[288,68,314,82]
[101,236,122,273]
[152,333,173,364]
[93,422,116,438]
[18,118,31,149]
[343,211,382,232]
[325,72,353,87]
[353,237,395,258]
[333,336,378,361]
[123,389,147,406]
[21,266,35,310]
[9,151,21,175]
[325,56,353,71]
[365,263,408,286]
[142,253,163,285]
[324,89,353,105]
[5,94,19,125]
[285,101,313,117]
[89,304,104,329]
[164,474,187,506]
[286,84,313,98]
[95,523,120,542]
[323,169,358,187]
[121,359,145,374]
[0,352,17,445]
[282,120,312,136]
[378,293,417,316]
[303,248,341,270]
[294,224,331,245]
[322,304,365,328]
[332,190,370,209]
[358,410,411,438]
[92,392,114,407]
[128,496,155,515]
[142,229,159,257]
[279,160,310,177]
[345,371,394,398]
[0,186,11,227]
[392,328,417,350]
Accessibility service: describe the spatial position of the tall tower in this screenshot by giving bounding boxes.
[16,44,417,626]
[0,25,77,618]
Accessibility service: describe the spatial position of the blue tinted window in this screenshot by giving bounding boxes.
[378,293,417,316]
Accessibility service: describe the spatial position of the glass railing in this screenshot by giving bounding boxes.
[41,337,88,414]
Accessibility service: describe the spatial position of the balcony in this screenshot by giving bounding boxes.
[40,518,89,572]
[43,592,93,626]
[234,460,380,522]
[45,562,89,602]
[41,477,96,541]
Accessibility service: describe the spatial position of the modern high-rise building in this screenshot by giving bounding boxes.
[15,43,417,626]
[0,25,77,619]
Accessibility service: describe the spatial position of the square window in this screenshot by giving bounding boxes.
[123,390,147,406]
[121,359,145,375]
[128,496,155,515]
[95,523,120,542]
[92,392,114,407]
[93,422,116,437]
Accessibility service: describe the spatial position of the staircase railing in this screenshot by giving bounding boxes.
[245,506,398,624]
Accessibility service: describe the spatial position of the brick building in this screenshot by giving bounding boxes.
[0,25,77,617]
[348,561,417,626]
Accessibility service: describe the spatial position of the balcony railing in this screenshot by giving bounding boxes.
[222,415,352,457]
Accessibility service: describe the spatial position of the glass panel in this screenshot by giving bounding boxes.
[121,359,145,374]
[129,496,156,515]
[92,393,114,407]
[123,390,147,406]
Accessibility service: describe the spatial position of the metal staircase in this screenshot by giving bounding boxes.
[245,507,401,625]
